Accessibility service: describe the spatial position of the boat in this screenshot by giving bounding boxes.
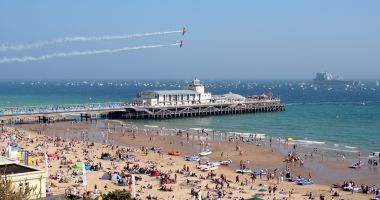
[349,162,364,169]
[235,169,252,174]
[185,155,200,161]
[297,180,314,185]
[201,165,219,171]
[198,151,212,156]
[205,161,220,166]
[289,177,304,182]
[313,72,354,86]
[197,163,218,171]
[168,151,181,156]
[218,160,232,165]
[253,170,267,176]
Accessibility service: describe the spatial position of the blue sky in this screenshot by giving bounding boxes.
[0,1,379,80]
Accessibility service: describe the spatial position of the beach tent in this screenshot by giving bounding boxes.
[101,153,110,160]
[73,163,83,169]
[9,135,16,141]
[287,138,293,142]
[150,171,161,177]
[258,188,267,192]
[85,165,92,170]
[111,174,121,181]
[47,153,59,158]
[101,173,111,180]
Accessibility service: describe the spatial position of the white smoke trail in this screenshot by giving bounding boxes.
[0,30,181,52]
[0,43,179,64]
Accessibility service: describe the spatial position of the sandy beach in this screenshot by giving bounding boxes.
[1,120,378,199]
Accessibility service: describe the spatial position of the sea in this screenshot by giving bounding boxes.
[1,79,380,157]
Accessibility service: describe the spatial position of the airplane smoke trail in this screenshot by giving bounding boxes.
[0,43,179,64]
[0,30,182,52]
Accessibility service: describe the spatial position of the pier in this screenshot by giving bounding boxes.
[107,99,285,120]
[0,99,284,123]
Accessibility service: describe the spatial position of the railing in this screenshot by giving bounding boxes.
[0,102,130,116]
[0,98,283,117]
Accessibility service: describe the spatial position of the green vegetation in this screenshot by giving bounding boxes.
[102,189,133,200]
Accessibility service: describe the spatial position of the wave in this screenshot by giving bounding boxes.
[292,139,326,145]
[286,100,380,106]
[322,147,359,153]
[344,146,357,149]
[143,125,159,128]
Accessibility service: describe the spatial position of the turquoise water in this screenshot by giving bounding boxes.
[1,80,379,154]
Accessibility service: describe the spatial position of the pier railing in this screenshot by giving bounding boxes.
[0,98,283,117]
[0,102,128,116]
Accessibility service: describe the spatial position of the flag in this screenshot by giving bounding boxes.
[7,145,11,158]
[131,175,136,198]
[82,162,87,186]
[25,150,29,165]
[44,153,49,176]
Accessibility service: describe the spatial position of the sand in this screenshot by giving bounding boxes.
[2,121,378,200]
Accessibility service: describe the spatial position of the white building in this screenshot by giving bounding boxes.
[212,92,246,104]
[137,79,211,106]
[137,79,245,106]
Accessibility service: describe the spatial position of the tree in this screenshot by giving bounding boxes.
[0,173,36,200]
[102,189,133,200]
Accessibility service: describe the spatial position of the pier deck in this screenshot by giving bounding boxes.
[108,99,285,120]
[0,99,284,122]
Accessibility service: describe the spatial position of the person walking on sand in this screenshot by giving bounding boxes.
[235,175,240,184]
[308,171,312,179]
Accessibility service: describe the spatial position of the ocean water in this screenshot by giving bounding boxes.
[1,80,379,155]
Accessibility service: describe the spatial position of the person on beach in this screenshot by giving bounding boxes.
[235,175,240,183]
